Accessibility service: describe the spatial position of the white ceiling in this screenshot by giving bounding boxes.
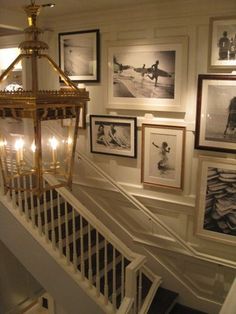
[1,0,157,18]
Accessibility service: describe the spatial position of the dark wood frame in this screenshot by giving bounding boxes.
[90,115,137,158]
[195,74,236,154]
[58,29,100,83]
[208,16,236,72]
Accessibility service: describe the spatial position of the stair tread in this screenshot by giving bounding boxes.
[148,287,178,314]
[170,303,207,314]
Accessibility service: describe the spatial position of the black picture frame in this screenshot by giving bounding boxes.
[90,115,137,158]
[195,74,236,153]
[58,29,100,83]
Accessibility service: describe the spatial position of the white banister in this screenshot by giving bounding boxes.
[0,160,156,313]
[57,193,63,256]
[43,184,49,242]
[139,276,162,314]
[80,214,85,279]
[219,277,236,314]
[76,151,236,269]
[117,297,134,314]
[96,230,100,297]
[72,208,77,272]
[125,256,146,301]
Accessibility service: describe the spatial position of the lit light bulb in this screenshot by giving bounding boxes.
[0,139,7,147]
[67,137,73,145]
[15,138,24,151]
[49,136,58,150]
[31,142,36,152]
[15,138,24,163]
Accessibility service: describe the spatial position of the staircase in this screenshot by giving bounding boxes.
[0,172,163,313]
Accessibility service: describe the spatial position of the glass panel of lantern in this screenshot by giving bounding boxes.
[0,106,79,193]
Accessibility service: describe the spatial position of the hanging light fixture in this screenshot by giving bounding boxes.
[0,1,89,195]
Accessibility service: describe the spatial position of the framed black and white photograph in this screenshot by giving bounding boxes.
[141,124,185,190]
[208,16,236,72]
[195,74,236,153]
[107,37,188,112]
[58,29,100,82]
[196,156,236,246]
[90,115,137,158]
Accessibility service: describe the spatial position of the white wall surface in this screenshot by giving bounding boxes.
[0,240,42,314]
[42,0,236,264]
[1,0,236,311]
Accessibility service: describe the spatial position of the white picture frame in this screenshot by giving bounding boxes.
[196,156,236,246]
[107,37,188,112]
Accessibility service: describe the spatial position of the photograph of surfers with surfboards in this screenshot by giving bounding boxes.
[112,50,175,99]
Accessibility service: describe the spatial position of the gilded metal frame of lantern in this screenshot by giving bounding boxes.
[0,1,89,195]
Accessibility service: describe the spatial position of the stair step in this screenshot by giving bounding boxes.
[169,303,207,314]
[148,287,178,314]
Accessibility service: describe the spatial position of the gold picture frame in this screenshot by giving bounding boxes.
[141,124,185,190]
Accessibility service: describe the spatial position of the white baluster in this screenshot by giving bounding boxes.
[23,176,29,221]
[80,215,85,279]
[10,150,16,208]
[43,181,49,242]
[72,208,77,272]
[29,174,35,228]
[96,230,100,297]
[65,201,70,264]
[17,176,23,215]
[57,193,63,257]
[138,270,142,311]
[37,196,42,236]
[112,247,117,310]
[121,256,125,301]
[133,273,137,314]
[88,223,93,287]
[50,189,56,250]
[104,239,108,304]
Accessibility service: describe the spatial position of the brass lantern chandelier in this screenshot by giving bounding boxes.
[0,1,89,195]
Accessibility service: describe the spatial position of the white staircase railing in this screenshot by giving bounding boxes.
[0,168,160,313]
[76,151,236,269]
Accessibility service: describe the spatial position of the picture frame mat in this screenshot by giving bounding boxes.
[195,75,236,153]
[107,36,188,112]
[142,124,185,190]
[90,115,137,158]
[208,16,236,72]
[196,156,236,246]
[58,29,100,82]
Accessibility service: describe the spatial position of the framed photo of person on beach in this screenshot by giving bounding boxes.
[208,16,236,72]
[196,156,236,246]
[58,29,100,82]
[195,74,236,154]
[107,37,188,112]
[90,115,137,158]
[141,124,185,190]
